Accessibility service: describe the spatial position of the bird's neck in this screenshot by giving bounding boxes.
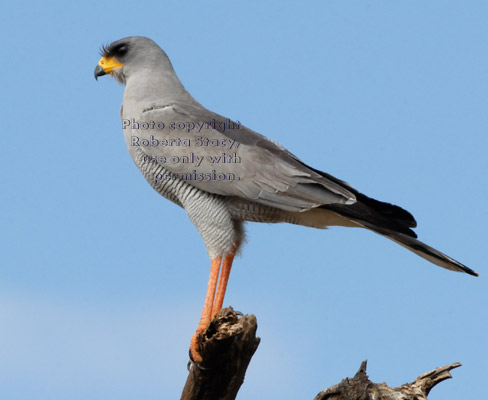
[122,69,198,116]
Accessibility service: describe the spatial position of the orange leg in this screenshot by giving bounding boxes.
[211,250,236,317]
[190,257,222,364]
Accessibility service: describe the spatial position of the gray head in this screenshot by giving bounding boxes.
[94,36,176,85]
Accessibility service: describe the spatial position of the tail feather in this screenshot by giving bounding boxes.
[301,162,417,232]
[352,219,478,276]
[301,162,477,276]
[325,198,418,238]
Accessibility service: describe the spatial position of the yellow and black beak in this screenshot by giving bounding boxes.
[94,56,123,80]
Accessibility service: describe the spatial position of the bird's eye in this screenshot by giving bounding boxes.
[114,44,128,56]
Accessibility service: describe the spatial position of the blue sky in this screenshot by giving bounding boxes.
[1,1,487,399]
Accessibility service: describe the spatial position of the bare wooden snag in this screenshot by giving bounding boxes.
[180,308,461,400]
[314,360,461,400]
[180,307,260,400]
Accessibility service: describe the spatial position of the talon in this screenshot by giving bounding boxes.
[188,345,209,370]
[190,331,204,364]
[188,350,209,370]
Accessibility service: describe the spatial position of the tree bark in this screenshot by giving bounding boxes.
[180,308,461,400]
[180,307,260,400]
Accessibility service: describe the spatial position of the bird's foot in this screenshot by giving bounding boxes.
[188,348,208,370]
[189,331,205,367]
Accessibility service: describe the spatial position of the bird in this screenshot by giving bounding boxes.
[94,36,478,364]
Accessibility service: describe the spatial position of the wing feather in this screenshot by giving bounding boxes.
[125,102,356,212]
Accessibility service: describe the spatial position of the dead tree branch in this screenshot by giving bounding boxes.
[179,308,461,400]
[314,360,461,400]
[180,307,260,400]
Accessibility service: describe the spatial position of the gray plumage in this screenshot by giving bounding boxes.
[95,36,477,276]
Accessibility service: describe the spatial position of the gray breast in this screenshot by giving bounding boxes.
[133,147,188,207]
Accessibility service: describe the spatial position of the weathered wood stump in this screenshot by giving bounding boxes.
[180,307,461,400]
[181,307,260,400]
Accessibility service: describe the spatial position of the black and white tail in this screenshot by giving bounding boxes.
[323,192,478,277]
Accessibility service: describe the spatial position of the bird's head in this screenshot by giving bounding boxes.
[94,36,172,85]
